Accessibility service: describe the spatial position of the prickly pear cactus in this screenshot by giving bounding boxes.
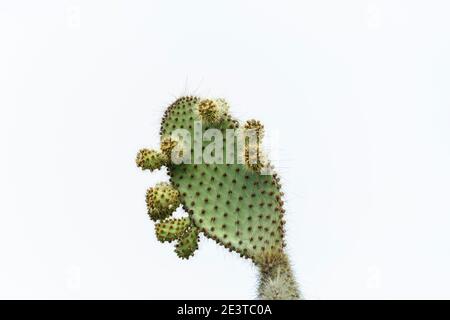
[136,96,300,299]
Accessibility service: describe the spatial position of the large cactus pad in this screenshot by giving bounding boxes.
[137,96,286,265]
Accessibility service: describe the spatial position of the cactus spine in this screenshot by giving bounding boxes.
[136,96,300,299]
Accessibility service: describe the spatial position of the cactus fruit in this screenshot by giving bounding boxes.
[136,96,300,299]
[145,182,180,221]
[136,149,168,172]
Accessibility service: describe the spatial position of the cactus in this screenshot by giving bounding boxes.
[136,96,300,299]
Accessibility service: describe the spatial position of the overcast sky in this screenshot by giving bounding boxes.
[1,0,450,299]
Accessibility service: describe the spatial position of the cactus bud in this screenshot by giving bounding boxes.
[244,119,264,141]
[136,149,168,171]
[197,98,229,124]
[175,227,199,259]
[244,142,266,172]
[160,137,178,157]
[155,217,191,242]
[146,183,180,221]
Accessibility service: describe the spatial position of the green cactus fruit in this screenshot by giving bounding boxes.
[174,226,200,259]
[137,96,300,299]
[155,217,191,242]
[146,182,180,221]
[136,149,168,171]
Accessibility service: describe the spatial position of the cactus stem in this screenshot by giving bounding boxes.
[257,252,301,300]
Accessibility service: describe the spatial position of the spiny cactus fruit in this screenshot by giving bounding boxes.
[136,96,300,299]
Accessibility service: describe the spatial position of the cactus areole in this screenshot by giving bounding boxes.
[136,96,300,299]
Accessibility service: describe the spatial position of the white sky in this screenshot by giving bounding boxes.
[1,0,450,299]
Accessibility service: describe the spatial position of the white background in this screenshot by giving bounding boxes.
[1,0,450,299]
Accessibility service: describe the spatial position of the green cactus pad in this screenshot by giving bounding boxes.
[155,217,191,242]
[146,182,180,221]
[160,96,285,264]
[175,226,199,259]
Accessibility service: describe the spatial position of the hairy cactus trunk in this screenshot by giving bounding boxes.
[257,253,301,300]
